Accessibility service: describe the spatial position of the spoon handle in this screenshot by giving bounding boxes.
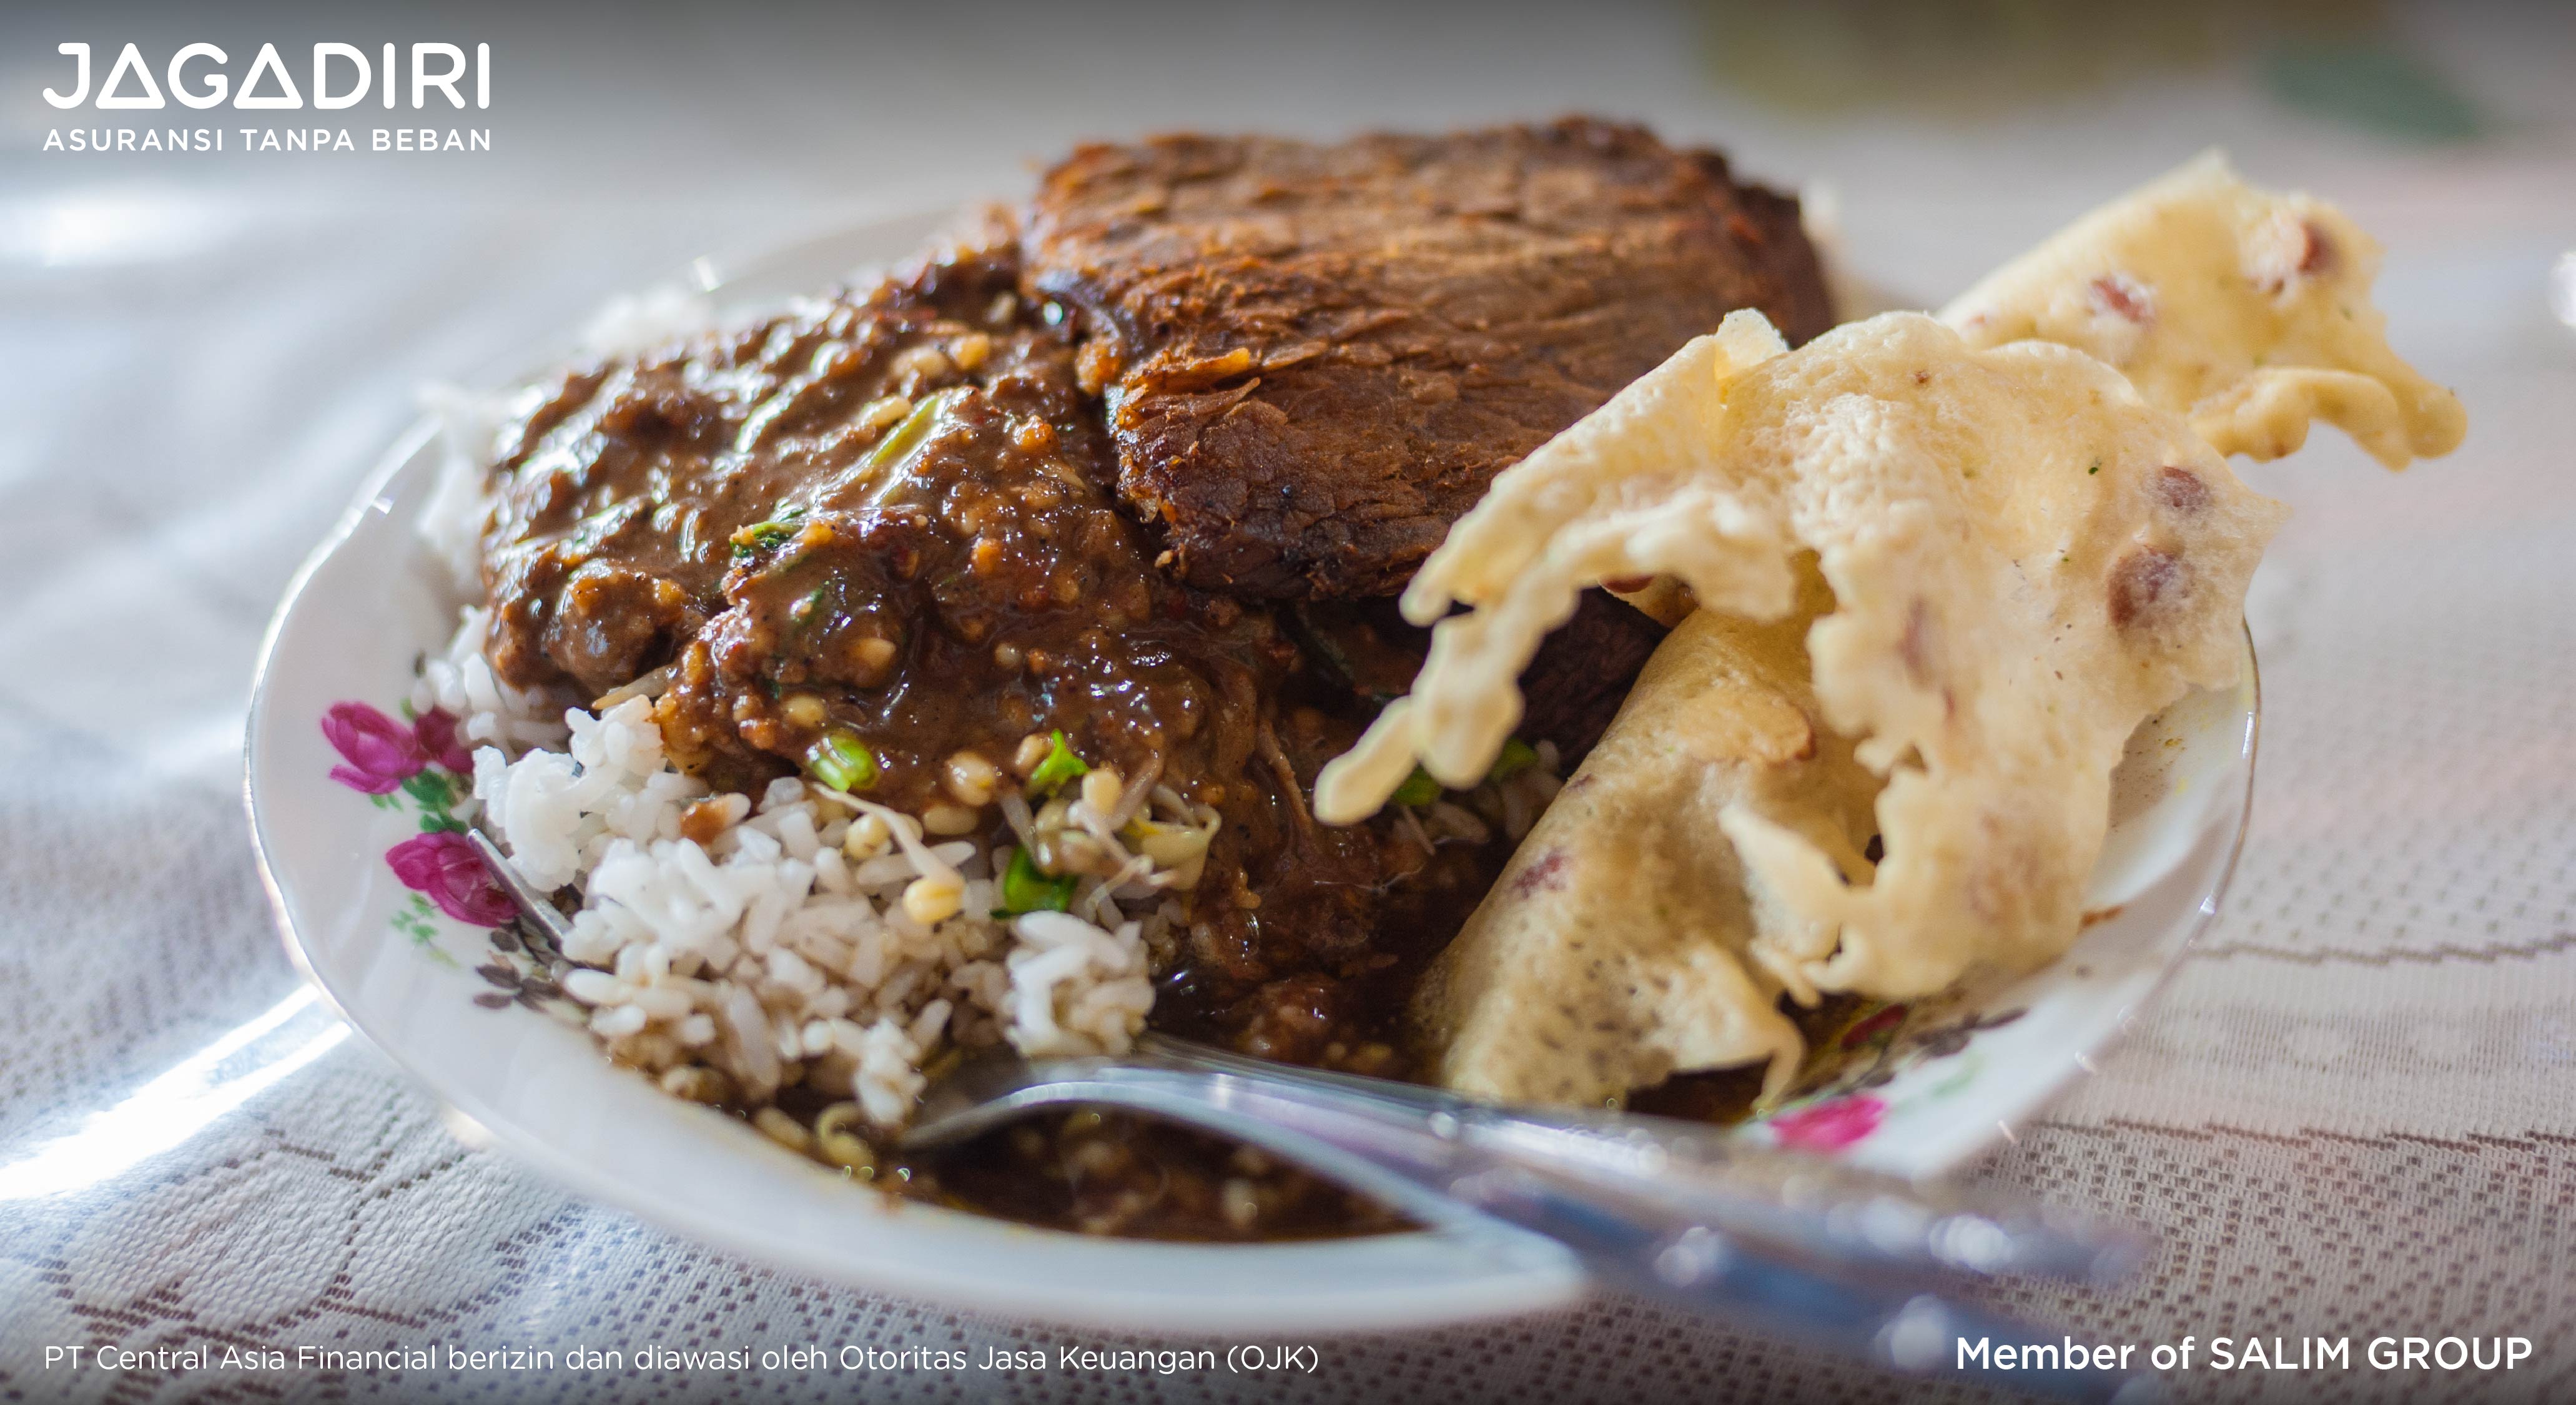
[1134,1033,2152,1286]
[906,1057,2155,1403]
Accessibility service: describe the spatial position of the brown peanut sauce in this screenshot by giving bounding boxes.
[478,235,1522,1238]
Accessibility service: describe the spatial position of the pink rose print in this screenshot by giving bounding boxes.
[322,701,428,794]
[413,707,476,774]
[385,831,513,927]
[1768,1095,1885,1153]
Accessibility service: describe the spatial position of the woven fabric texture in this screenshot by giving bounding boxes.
[2,21,2570,1397]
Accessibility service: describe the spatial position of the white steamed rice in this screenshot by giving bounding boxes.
[410,606,1165,1144]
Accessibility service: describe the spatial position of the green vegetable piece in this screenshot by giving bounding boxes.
[806,729,880,792]
[1028,729,1088,796]
[729,518,799,560]
[1488,738,1541,782]
[999,846,1077,915]
[1391,766,1440,809]
[862,387,965,475]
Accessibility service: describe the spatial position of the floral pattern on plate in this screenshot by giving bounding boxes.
[320,700,508,953]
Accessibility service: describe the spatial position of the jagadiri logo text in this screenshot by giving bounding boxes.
[43,42,490,111]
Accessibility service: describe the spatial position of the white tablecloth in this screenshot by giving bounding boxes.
[3,4,2572,1401]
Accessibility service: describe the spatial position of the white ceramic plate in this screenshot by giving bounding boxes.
[245,211,2258,1333]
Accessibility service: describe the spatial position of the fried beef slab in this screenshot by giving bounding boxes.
[1024,117,1839,599]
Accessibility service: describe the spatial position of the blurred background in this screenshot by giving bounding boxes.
[0,0,2565,788]
[2,2,2571,1400]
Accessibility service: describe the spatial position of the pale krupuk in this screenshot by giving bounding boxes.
[1943,150,2466,468]
[1316,155,2463,1107]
